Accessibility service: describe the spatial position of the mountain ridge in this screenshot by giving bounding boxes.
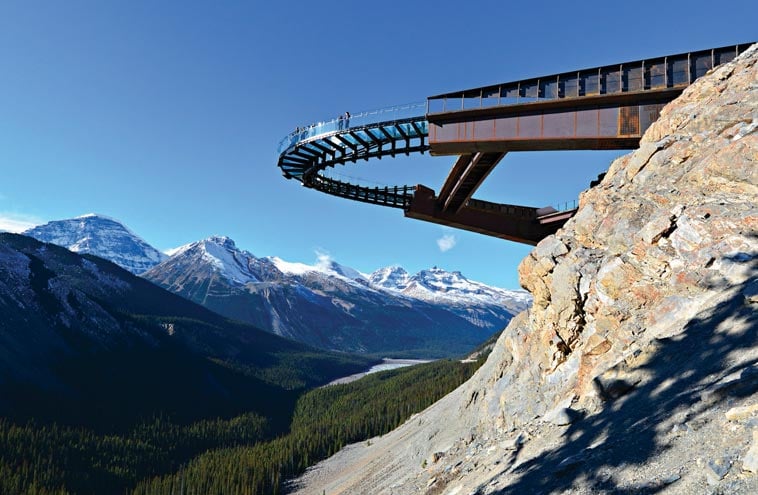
[18,215,529,356]
[144,235,529,356]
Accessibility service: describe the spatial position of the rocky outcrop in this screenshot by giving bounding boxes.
[291,44,757,494]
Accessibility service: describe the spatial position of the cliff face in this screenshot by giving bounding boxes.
[484,43,758,432]
[291,44,757,494]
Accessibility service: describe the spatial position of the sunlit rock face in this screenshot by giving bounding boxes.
[485,43,758,431]
[291,44,757,495]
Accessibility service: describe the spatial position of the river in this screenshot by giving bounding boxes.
[324,358,432,386]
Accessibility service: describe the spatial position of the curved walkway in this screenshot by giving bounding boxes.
[277,103,428,209]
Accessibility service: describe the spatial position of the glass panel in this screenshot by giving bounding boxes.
[670,57,689,86]
[428,98,445,114]
[601,67,622,94]
[648,58,666,88]
[561,75,579,98]
[463,90,481,109]
[521,81,539,101]
[580,71,599,95]
[693,53,712,78]
[482,87,499,107]
[715,48,736,65]
[623,66,643,92]
[540,79,558,99]
[355,130,373,142]
[278,101,427,153]
[447,96,464,112]
[500,84,520,104]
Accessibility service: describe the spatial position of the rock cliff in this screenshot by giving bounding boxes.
[290,43,757,494]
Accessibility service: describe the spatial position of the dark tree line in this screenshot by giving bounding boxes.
[0,414,267,494]
[133,359,482,495]
[0,359,483,494]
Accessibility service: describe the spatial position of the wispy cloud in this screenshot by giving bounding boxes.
[0,212,43,233]
[314,248,333,270]
[436,233,457,252]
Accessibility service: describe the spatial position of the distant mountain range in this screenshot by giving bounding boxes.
[23,215,531,357]
[0,233,371,429]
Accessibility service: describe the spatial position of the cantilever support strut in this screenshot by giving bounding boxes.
[406,185,569,245]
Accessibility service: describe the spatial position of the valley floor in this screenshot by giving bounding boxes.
[324,359,433,386]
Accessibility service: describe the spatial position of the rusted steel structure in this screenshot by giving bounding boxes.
[277,43,753,245]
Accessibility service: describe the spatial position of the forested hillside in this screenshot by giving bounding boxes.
[134,359,482,495]
[0,359,482,494]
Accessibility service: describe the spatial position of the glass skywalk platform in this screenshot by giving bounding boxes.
[277,102,428,208]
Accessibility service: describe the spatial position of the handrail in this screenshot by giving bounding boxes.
[277,101,426,154]
[311,176,416,209]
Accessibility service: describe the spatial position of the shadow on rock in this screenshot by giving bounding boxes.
[496,253,757,494]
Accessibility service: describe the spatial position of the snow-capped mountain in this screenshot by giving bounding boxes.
[370,266,530,311]
[19,214,530,356]
[368,266,530,329]
[23,214,166,274]
[145,235,530,356]
[368,265,411,289]
[165,236,269,285]
[269,255,366,284]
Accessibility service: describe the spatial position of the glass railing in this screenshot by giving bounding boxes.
[552,200,579,212]
[277,101,427,154]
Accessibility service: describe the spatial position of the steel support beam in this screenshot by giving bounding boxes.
[438,151,506,213]
[406,185,568,245]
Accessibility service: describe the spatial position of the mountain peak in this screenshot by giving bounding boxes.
[154,235,263,286]
[316,258,365,280]
[75,212,114,221]
[168,236,241,259]
[368,265,410,290]
[366,265,531,314]
[23,214,167,274]
[419,266,464,278]
[204,235,236,249]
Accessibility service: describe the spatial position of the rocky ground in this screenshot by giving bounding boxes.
[289,44,758,494]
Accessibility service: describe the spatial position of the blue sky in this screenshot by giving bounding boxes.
[0,1,755,289]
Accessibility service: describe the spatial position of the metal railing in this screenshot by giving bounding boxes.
[277,102,427,154]
[553,199,578,212]
[311,176,415,209]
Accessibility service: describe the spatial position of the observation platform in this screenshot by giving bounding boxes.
[277,43,752,245]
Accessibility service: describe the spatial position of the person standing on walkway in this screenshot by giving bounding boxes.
[344,111,350,128]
